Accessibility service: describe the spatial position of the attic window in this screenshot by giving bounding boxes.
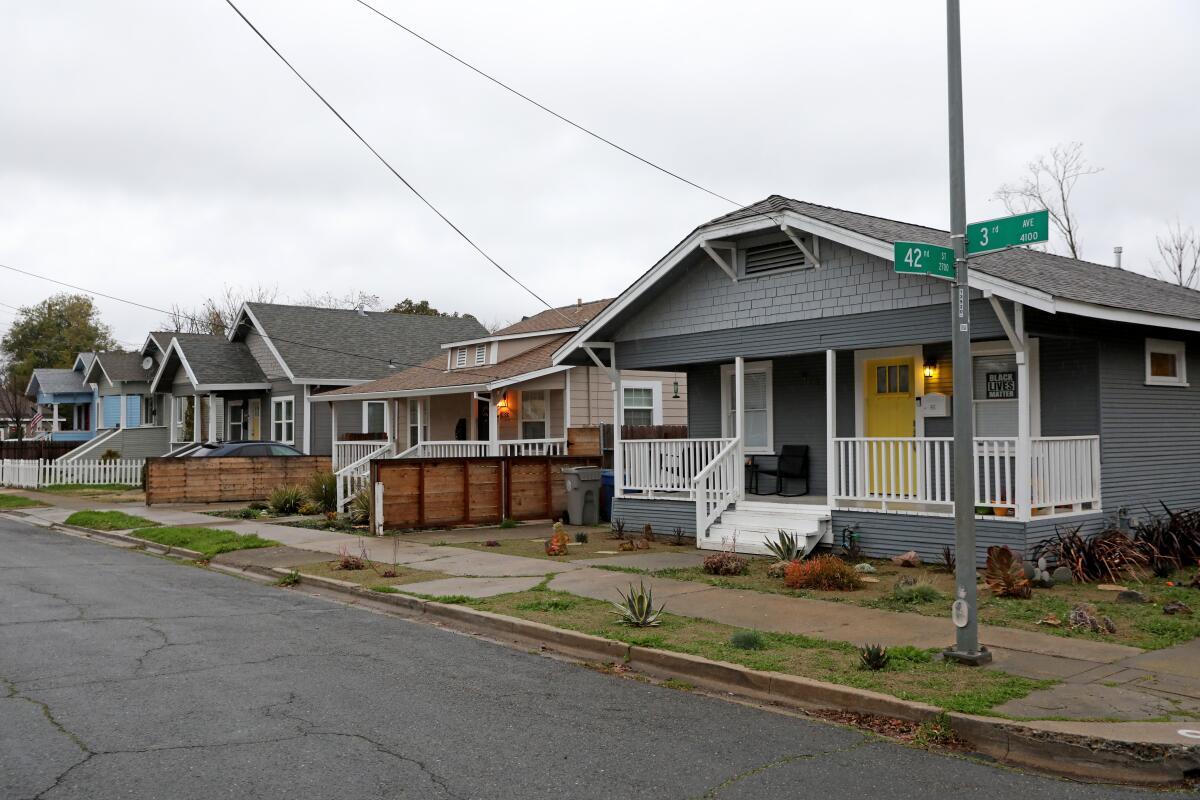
[1146,338,1187,386]
[455,348,467,368]
[742,240,806,276]
[475,344,486,365]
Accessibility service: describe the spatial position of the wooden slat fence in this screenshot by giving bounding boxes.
[0,440,79,460]
[371,455,601,531]
[145,456,331,505]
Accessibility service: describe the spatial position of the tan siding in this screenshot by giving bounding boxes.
[495,333,559,361]
[567,366,688,428]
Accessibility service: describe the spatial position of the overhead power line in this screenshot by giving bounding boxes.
[221,0,574,327]
[0,261,520,385]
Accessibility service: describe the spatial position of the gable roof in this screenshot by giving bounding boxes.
[493,299,612,337]
[315,336,570,400]
[555,195,1200,364]
[86,351,153,386]
[232,303,490,383]
[150,334,269,392]
[26,368,90,398]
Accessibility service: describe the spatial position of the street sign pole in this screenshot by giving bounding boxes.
[944,0,990,666]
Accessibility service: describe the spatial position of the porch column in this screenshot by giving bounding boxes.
[612,356,623,499]
[207,395,217,443]
[563,372,571,435]
[826,350,837,505]
[119,394,127,429]
[192,395,200,443]
[488,393,499,456]
[52,403,60,432]
[330,403,339,469]
[734,356,744,496]
[1015,303,1032,520]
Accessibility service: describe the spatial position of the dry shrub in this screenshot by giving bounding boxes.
[984,545,1031,598]
[784,555,863,591]
[1033,526,1146,584]
[702,551,748,576]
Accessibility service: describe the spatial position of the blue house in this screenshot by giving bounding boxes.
[553,196,1200,563]
[24,353,98,442]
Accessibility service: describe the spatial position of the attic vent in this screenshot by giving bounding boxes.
[743,240,806,276]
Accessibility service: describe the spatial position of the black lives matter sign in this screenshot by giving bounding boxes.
[985,371,1017,399]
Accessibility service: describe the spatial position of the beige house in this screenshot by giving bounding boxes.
[315,300,686,477]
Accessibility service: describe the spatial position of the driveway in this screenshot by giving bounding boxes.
[0,517,1164,799]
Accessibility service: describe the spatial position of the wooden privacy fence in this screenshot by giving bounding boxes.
[371,455,601,531]
[0,440,79,460]
[145,456,331,505]
[1,458,145,489]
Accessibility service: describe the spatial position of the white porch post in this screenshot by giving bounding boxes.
[207,395,217,443]
[192,395,200,443]
[52,403,60,433]
[119,395,127,429]
[612,358,623,499]
[488,394,499,456]
[826,349,837,506]
[330,402,339,469]
[1015,303,1032,520]
[734,356,745,497]
[563,370,572,434]
[302,385,312,455]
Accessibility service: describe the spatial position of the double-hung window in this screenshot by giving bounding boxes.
[272,396,295,444]
[1146,338,1188,386]
[720,362,773,453]
[363,400,387,436]
[407,398,428,446]
[621,381,662,427]
[520,391,547,439]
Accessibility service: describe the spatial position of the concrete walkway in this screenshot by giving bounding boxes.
[9,492,1200,723]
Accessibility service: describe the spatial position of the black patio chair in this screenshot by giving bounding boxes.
[750,444,809,497]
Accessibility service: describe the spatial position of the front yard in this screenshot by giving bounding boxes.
[446,528,684,561]
[0,493,47,509]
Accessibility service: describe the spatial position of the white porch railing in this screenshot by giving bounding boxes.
[621,438,735,496]
[395,439,568,459]
[693,439,742,539]
[1,458,145,489]
[334,439,390,470]
[335,442,394,510]
[1031,435,1102,513]
[832,435,1100,518]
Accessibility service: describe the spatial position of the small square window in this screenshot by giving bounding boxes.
[1146,338,1188,386]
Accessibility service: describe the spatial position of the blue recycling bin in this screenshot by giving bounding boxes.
[600,469,614,521]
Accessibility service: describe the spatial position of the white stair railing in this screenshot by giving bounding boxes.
[335,442,393,510]
[334,439,390,470]
[693,439,742,541]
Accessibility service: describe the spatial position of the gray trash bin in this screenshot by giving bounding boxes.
[562,465,601,526]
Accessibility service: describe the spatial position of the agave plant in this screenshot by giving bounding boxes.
[858,643,890,671]
[764,529,802,562]
[984,545,1032,599]
[610,581,665,627]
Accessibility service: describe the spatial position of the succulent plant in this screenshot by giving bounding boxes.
[764,529,802,562]
[858,643,890,671]
[610,581,664,627]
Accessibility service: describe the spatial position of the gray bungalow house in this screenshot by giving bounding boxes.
[149,303,488,455]
[553,195,1200,562]
[63,349,172,460]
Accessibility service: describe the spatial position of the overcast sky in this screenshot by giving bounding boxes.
[2,0,1198,347]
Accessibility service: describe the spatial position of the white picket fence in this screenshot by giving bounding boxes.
[0,458,145,489]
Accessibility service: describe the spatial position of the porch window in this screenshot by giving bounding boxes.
[228,402,244,440]
[272,396,294,444]
[520,390,547,439]
[1146,338,1187,386]
[622,381,662,427]
[973,354,1018,436]
[408,399,428,446]
[721,361,773,453]
[363,400,387,436]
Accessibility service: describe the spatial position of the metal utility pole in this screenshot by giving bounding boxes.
[943,0,990,666]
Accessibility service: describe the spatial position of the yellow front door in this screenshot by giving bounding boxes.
[864,358,916,495]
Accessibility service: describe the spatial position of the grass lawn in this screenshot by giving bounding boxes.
[38,484,144,503]
[288,559,451,588]
[0,494,47,509]
[131,526,279,558]
[434,585,1051,716]
[652,556,1200,651]
[65,510,160,531]
[447,532,691,562]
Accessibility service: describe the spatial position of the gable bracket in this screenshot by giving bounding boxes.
[988,295,1027,363]
[700,240,738,281]
[581,342,619,383]
[780,224,822,269]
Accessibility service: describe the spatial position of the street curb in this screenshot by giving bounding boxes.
[53,523,208,561]
[252,566,1199,786]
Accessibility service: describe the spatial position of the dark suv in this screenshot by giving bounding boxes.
[189,441,304,457]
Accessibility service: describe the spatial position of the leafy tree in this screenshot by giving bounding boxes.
[389,298,474,320]
[0,294,116,390]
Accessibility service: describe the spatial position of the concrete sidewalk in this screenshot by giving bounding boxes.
[11,493,1200,723]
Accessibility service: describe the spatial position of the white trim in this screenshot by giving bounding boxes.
[488,364,573,390]
[441,327,582,350]
[519,388,550,440]
[289,378,368,386]
[825,349,836,504]
[1055,299,1200,334]
[1145,337,1189,386]
[313,384,489,403]
[620,380,662,426]
[853,345,926,438]
[83,358,114,388]
[230,304,298,382]
[971,272,1056,313]
[302,384,311,454]
[194,383,272,391]
[720,360,773,454]
[150,338,199,393]
[227,399,245,441]
[271,395,295,444]
[362,399,389,436]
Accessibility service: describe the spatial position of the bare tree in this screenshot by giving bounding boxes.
[1154,219,1200,289]
[994,142,1102,259]
[161,284,279,336]
[0,363,32,441]
[293,290,382,311]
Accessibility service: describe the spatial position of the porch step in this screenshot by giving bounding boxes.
[701,501,832,556]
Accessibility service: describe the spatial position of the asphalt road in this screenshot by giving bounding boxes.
[0,517,1175,800]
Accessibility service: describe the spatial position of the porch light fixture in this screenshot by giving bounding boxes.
[495,393,513,418]
[672,380,680,399]
[923,362,937,379]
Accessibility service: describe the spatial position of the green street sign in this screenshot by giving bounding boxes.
[967,209,1049,255]
[894,241,956,280]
